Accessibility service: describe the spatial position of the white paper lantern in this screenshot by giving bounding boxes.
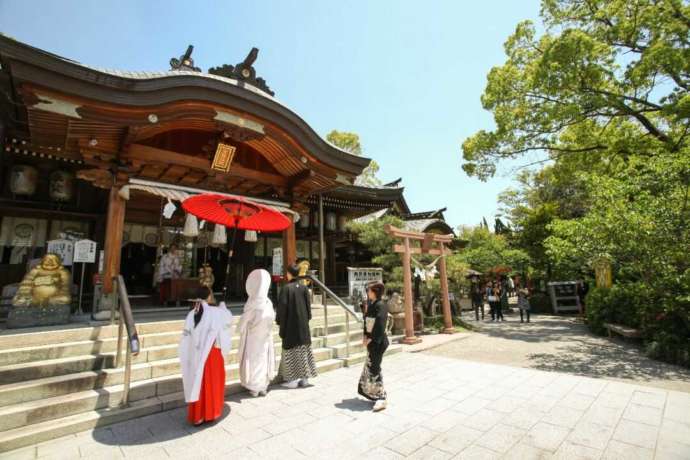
[182,214,199,237]
[245,230,258,242]
[326,212,337,231]
[10,165,38,196]
[211,224,227,245]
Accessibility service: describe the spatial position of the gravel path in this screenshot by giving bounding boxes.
[424,313,690,394]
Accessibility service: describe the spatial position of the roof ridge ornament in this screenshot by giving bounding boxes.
[170,45,201,72]
[208,47,274,96]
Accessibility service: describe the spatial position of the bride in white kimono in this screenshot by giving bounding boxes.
[238,269,276,397]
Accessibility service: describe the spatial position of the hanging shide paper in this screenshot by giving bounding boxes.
[212,224,227,245]
[182,214,199,237]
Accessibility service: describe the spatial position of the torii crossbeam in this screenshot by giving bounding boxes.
[384,225,455,344]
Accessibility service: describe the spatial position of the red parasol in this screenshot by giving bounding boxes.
[182,194,291,232]
[182,193,292,301]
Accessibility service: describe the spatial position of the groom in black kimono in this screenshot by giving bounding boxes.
[276,264,317,388]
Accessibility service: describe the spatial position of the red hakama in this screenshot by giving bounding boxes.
[187,347,226,424]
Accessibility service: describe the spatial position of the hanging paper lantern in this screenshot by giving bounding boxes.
[299,212,310,229]
[338,215,348,232]
[9,165,38,196]
[163,199,176,219]
[245,230,258,242]
[326,212,337,231]
[49,170,75,202]
[182,213,199,237]
[211,223,227,245]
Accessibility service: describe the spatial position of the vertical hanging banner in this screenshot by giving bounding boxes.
[272,247,283,276]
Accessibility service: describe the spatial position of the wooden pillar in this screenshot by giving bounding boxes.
[103,186,126,294]
[318,194,326,283]
[401,237,420,344]
[327,240,336,285]
[438,243,454,334]
[282,218,296,273]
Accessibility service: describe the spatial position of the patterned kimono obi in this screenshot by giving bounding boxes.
[358,299,389,402]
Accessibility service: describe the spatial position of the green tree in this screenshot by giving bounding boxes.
[346,215,405,290]
[456,226,529,275]
[326,129,382,186]
[462,0,690,180]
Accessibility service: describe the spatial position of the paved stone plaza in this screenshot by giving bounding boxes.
[4,349,690,460]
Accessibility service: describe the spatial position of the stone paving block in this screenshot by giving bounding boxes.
[35,436,80,458]
[416,397,460,416]
[572,379,607,397]
[503,442,552,460]
[406,445,453,460]
[428,426,483,455]
[566,420,613,451]
[458,408,504,432]
[486,396,525,414]
[580,404,623,428]
[601,439,654,460]
[474,423,526,454]
[420,409,468,433]
[366,446,405,459]
[622,403,663,426]
[552,440,602,459]
[384,426,438,456]
[523,422,570,452]
[612,419,659,449]
[451,397,492,415]
[631,389,666,409]
[454,444,502,459]
[656,435,690,459]
[247,431,306,459]
[595,392,631,410]
[542,405,585,429]
[503,406,545,430]
[559,393,596,411]
[1,446,36,460]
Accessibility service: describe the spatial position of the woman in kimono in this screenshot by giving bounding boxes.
[238,269,276,397]
[517,286,531,323]
[276,264,317,388]
[358,281,389,412]
[179,286,233,426]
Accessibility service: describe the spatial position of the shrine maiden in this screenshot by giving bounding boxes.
[179,286,233,425]
[238,269,276,397]
[276,264,317,388]
[358,281,389,412]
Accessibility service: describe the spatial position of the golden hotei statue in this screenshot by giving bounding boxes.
[13,254,72,307]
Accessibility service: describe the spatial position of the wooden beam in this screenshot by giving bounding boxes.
[385,224,454,243]
[392,245,452,255]
[287,169,315,191]
[124,143,287,187]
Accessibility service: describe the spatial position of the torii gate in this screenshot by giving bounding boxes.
[384,224,454,344]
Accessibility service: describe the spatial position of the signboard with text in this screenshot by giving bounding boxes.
[347,267,383,303]
[74,239,97,263]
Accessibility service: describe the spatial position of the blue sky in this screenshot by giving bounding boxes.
[0,0,543,228]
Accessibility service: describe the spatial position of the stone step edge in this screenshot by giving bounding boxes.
[0,358,347,453]
[0,313,359,352]
[0,336,369,408]
[0,345,346,419]
[0,331,364,395]
[0,317,361,367]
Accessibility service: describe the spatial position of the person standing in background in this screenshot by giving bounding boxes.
[471,282,484,321]
[158,244,182,306]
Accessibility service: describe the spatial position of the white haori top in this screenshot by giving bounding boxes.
[179,301,233,402]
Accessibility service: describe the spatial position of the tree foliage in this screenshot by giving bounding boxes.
[455,226,530,275]
[470,0,690,366]
[462,0,690,180]
[326,129,382,186]
[346,215,405,289]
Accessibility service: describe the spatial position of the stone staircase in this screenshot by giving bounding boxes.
[0,305,402,452]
